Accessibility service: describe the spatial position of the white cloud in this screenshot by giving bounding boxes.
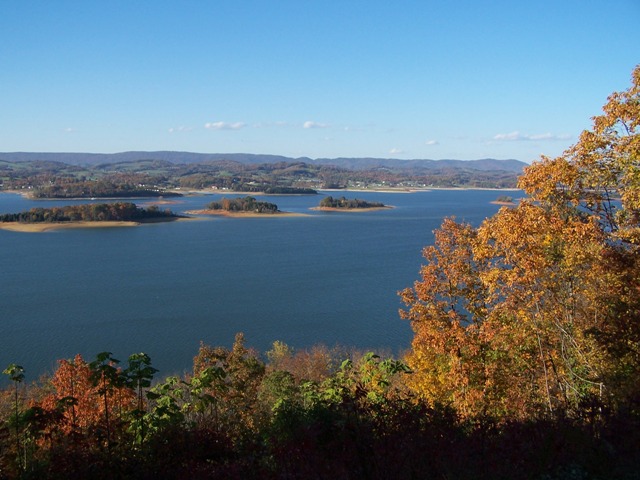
[303,121,328,129]
[64,127,76,133]
[425,140,439,146]
[493,131,571,142]
[168,126,193,133]
[493,131,523,141]
[205,121,246,130]
[527,133,554,140]
[389,148,404,154]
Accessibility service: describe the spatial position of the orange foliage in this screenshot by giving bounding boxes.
[39,354,135,437]
[401,65,640,420]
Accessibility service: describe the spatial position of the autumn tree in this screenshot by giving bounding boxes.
[39,354,136,447]
[264,341,339,384]
[192,333,266,436]
[401,65,640,420]
[2,364,25,472]
[519,66,640,244]
[40,355,98,437]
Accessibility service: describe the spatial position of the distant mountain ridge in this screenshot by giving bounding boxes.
[0,151,527,173]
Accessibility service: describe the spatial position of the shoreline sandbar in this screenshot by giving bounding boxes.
[0,221,139,232]
[0,216,185,232]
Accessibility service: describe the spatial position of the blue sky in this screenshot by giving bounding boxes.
[1,1,638,163]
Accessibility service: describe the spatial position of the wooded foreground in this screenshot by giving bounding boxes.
[1,337,638,479]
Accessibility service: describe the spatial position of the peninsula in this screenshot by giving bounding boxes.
[30,178,182,200]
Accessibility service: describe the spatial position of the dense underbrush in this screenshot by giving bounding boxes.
[1,335,638,479]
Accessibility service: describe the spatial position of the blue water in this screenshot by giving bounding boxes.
[0,190,514,380]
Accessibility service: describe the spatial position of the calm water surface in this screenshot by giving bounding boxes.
[0,190,515,379]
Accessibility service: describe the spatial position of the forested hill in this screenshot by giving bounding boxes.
[312,156,527,172]
[1,155,523,190]
[0,151,527,173]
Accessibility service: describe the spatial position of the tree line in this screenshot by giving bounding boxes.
[2,335,637,479]
[262,186,317,194]
[0,202,178,223]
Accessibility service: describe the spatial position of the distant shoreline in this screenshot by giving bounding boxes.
[1,190,186,202]
[319,188,415,194]
[319,187,522,194]
[2,187,522,199]
[169,187,522,196]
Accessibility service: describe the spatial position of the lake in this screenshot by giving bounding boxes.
[0,189,515,380]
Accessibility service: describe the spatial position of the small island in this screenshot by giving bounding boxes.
[186,196,306,218]
[312,195,392,212]
[491,195,517,206]
[0,202,183,232]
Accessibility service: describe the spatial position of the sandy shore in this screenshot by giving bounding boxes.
[185,209,309,218]
[310,206,394,212]
[0,221,140,232]
[0,217,187,232]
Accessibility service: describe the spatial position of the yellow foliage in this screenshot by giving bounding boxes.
[401,65,640,420]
